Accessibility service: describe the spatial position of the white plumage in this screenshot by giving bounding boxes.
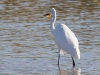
[53,23,80,59]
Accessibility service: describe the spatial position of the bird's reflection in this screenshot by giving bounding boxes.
[58,65,81,75]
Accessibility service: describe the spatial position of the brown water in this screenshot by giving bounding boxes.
[0,0,100,75]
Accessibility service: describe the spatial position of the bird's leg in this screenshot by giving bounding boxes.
[58,47,60,65]
[58,53,60,65]
[72,57,75,68]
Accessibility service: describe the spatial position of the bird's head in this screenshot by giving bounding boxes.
[43,8,56,19]
[43,12,52,18]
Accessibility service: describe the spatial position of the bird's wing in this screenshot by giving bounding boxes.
[53,24,80,59]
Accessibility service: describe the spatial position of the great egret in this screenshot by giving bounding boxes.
[44,8,80,68]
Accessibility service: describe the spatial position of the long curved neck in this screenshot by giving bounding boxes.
[50,11,56,34]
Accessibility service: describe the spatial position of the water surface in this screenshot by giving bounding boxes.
[0,0,100,75]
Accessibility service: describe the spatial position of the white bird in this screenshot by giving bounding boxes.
[44,8,80,68]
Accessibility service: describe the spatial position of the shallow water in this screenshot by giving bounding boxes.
[0,0,100,75]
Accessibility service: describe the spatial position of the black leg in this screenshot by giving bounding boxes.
[72,57,75,68]
[58,53,60,65]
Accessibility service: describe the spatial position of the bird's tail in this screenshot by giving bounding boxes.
[75,48,80,59]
